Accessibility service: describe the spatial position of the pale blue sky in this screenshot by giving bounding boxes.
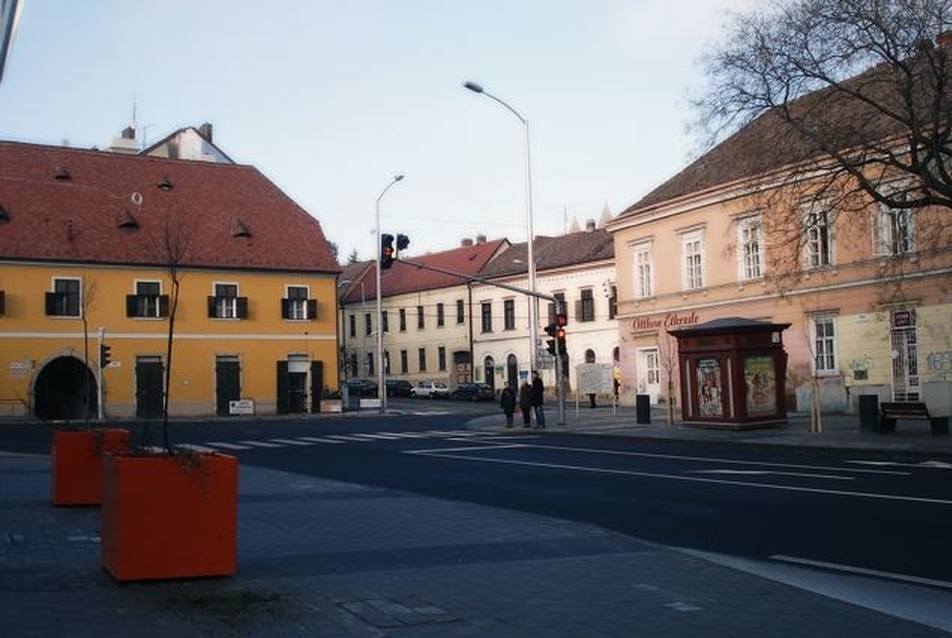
[1,1,747,262]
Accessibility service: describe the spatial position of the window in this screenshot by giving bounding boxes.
[437,303,445,327]
[632,242,653,298]
[417,305,425,330]
[681,230,704,290]
[456,299,465,324]
[400,349,408,374]
[208,283,247,319]
[577,289,595,322]
[126,280,168,318]
[382,311,389,334]
[45,277,81,317]
[503,299,516,331]
[399,309,407,332]
[282,285,315,320]
[438,346,447,371]
[418,347,427,372]
[813,315,837,373]
[609,285,617,320]
[738,217,762,280]
[366,352,375,376]
[874,206,915,255]
[349,314,356,338]
[481,301,493,333]
[364,313,372,336]
[805,209,832,268]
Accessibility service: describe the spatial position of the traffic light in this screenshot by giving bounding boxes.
[556,325,567,355]
[381,233,395,269]
[99,343,111,368]
[396,233,410,258]
[546,339,557,355]
[556,311,568,328]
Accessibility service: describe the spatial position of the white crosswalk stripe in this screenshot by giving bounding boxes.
[298,436,345,444]
[206,441,254,450]
[238,440,284,448]
[268,438,317,446]
[203,430,493,451]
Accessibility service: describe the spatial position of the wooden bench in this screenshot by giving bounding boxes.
[879,401,949,436]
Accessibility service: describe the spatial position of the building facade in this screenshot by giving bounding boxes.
[0,141,340,420]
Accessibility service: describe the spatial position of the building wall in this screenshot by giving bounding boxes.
[0,261,338,418]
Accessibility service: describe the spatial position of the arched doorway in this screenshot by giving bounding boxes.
[34,356,98,421]
[585,349,596,364]
[483,356,495,389]
[506,354,519,390]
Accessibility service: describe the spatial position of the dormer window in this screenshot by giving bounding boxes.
[117,208,139,230]
[231,216,252,238]
[53,166,71,181]
[0,204,9,223]
[157,177,174,191]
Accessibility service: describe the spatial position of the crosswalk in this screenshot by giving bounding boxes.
[200,429,490,452]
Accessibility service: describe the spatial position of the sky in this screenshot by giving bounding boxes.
[0,1,751,263]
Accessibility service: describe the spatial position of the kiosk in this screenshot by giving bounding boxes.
[669,317,790,429]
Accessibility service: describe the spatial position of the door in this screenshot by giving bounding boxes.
[890,310,919,401]
[135,356,164,419]
[215,356,241,416]
[636,347,661,404]
[309,361,324,413]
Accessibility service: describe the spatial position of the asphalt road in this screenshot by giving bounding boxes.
[4,406,950,589]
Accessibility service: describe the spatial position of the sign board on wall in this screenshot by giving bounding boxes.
[229,399,254,415]
[576,363,613,393]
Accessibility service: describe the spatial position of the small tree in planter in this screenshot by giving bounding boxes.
[100,209,238,581]
[51,275,130,506]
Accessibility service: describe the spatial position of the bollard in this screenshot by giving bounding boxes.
[636,394,651,425]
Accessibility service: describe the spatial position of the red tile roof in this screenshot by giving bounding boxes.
[0,141,339,273]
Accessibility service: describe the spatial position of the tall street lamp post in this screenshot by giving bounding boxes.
[376,174,404,413]
[463,81,539,374]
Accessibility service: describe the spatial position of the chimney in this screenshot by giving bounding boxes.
[461,238,474,247]
[585,219,596,232]
[476,234,487,244]
[198,122,213,142]
[121,126,135,140]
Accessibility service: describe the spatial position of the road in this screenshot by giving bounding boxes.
[4,402,951,590]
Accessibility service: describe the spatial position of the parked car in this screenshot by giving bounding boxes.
[450,383,496,402]
[410,380,450,399]
[385,378,413,398]
[344,377,378,397]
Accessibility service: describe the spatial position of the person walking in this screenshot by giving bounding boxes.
[531,370,546,428]
[518,380,532,428]
[500,383,516,427]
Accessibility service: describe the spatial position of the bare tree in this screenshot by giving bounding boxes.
[80,276,98,426]
[695,0,952,289]
[657,332,680,426]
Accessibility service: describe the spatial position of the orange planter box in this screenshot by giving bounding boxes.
[51,428,130,506]
[100,452,238,581]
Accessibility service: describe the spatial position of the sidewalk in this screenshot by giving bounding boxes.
[469,404,952,461]
[2,410,951,636]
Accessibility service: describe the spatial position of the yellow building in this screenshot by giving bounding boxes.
[0,141,340,420]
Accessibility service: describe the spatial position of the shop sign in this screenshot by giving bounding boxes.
[631,311,700,332]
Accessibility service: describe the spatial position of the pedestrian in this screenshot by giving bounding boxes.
[500,383,516,427]
[518,380,532,428]
[531,370,545,428]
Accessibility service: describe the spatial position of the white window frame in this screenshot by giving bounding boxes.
[873,205,915,256]
[286,285,309,320]
[680,229,704,290]
[134,280,163,318]
[811,314,838,375]
[804,207,833,269]
[736,216,763,280]
[50,276,82,317]
[631,240,653,298]
[214,282,239,319]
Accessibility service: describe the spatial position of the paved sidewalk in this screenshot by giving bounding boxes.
[3,442,952,636]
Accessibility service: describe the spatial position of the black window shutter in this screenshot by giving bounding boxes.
[159,295,170,317]
[236,297,249,319]
[310,360,323,413]
[280,298,290,319]
[0,290,5,315]
[45,292,56,315]
[307,299,318,320]
[126,295,137,318]
[207,296,217,318]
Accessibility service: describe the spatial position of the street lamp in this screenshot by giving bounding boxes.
[376,174,404,413]
[463,81,539,375]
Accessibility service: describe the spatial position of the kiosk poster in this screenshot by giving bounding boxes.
[696,358,723,417]
[744,355,776,416]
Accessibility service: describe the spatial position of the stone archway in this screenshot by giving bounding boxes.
[34,356,98,421]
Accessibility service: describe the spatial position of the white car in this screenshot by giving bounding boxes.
[410,380,449,398]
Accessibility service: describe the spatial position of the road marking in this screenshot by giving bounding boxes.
[237,440,283,448]
[178,444,217,453]
[268,438,316,446]
[323,434,374,442]
[848,459,952,470]
[206,441,253,450]
[406,450,952,505]
[414,443,528,454]
[771,555,952,590]
[297,436,344,444]
[692,469,854,481]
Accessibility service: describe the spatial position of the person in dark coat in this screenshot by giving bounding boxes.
[518,380,532,428]
[531,371,545,428]
[500,383,516,427]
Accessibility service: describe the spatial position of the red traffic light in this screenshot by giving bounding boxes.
[556,312,568,327]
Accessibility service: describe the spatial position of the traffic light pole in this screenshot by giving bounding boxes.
[398,257,566,425]
[97,327,104,421]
